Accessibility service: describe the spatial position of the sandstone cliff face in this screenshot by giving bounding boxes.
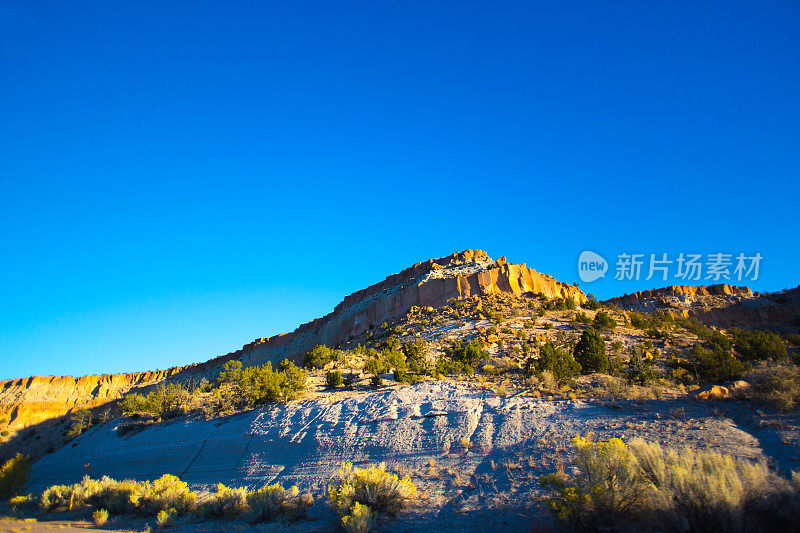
[238,250,586,366]
[607,284,753,308]
[0,370,180,430]
[607,284,800,333]
[0,250,584,434]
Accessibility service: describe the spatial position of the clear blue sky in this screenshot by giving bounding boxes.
[1,1,798,379]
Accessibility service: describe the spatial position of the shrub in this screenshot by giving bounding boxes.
[326,370,343,389]
[593,310,616,330]
[0,453,31,500]
[246,483,312,522]
[118,383,190,419]
[364,357,384,376]
[785,333,800,347]
[216,361,306,406]
[384,349,406,373]
[629,312,650,330]
[626,353,654,385]
[544,322,554,330]
[303,345,340,369]
[40,484,77,511]
[444,339,489,367]
[573,328,609,374]
[328,462,417,517]
[156,508,177,528]
[140,474,196,515]
[370,375,383,389]
[67,408,93,438]
[689,344,746,382]
[200,484,248,519]
[402,339,428,374]
[535,342,580,384]
[8,494,36,514]
[541,436,800,532]
[92,508,109,526]
[88,478,146,515]
[341,502,374,533]
[540,436,646,529]
[744,362,800,411]
[729,329,788,362]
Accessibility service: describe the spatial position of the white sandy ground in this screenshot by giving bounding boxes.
[25,381,800,532]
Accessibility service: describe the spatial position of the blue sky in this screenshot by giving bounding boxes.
[1,1,798,379]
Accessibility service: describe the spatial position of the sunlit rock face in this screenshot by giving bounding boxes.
[0,250,585,434]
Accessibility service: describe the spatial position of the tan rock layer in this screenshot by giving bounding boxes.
[606,284,753,308]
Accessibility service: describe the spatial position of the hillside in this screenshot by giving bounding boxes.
[2,250,800,532]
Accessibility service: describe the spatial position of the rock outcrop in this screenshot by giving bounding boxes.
[237,250,586,366]
[0,371,179,431]
[0,250,585,434]
[606,284,800,332]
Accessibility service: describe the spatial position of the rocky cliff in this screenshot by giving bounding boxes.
[237,250,587,366]
[0,371,179,431]
[0,250,585,435]
[607,284,800,332]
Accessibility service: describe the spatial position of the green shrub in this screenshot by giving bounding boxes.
[729,328,788,362]
[689,344,746,382]
[444,339,489,367]
[626,353,654,385]
[246,483,312,522]
[67,409,93,438]
[628,312,650,330]
[744,362,800,411]
[326,370,343,389]
[593,310,616,330]
[535,342,580,384]
[364,357,384,376]
[544,322,554,330]
[573,328,609,374]
[370,375,383,389]
[303,345,339,369]
[540,436,646,529]
[385,349,406,373]
[328,462,417,517]
[402,339,428,374]
[92,508,109,526]
[118,383,190,419]
[215,360,307,406]
[200,483,248,519]
[541,436,800,532]
[572,312,591,327]
[0,453,31,500]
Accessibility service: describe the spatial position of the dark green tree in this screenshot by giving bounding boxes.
[573,327,609,374]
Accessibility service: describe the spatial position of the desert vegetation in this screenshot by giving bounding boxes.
[541,435,800,532]
[12,472,313,527]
